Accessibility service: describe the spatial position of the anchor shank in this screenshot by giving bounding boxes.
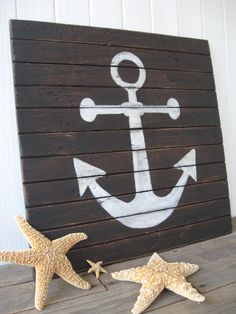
[129,113,153,193]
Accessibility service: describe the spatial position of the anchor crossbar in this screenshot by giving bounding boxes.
[80,98,180,122]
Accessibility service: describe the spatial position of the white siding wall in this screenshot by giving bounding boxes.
[0,0,235,253]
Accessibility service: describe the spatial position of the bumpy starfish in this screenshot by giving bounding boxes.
[112,252,205,314]
[87,259,107,279]
[0,216,90,311]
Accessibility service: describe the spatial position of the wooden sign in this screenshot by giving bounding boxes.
[11,20,232,271]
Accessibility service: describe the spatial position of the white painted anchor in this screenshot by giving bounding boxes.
[73,52,197,229]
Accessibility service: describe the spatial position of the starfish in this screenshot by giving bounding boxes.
[0,216,90,311]
[112,252,205,314]
[87,259,107,279]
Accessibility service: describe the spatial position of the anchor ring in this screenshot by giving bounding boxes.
[110,52,146,90]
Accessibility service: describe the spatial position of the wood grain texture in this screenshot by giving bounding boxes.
[14,63,215,89]
[27,180,229,228]
[12,40,213,72]
[22,145,225,183]
[24,163,227,207]
[15,87,218,108]
[0,272,104,314]
[41,199,230,249]
[17,107,220,133]
[19,127,222,157]
[10,19,210,54]
[67,216,232,271]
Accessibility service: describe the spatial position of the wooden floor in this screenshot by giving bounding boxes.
[0,218,236,314]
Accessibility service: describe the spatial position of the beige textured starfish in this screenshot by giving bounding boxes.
[87,259,107,279]
[0,216,90,311]
[112,252,205,314]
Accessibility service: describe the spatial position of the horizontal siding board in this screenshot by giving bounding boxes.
[15,87,218,108]
[17,108,220,133]
[12,40,213,72]
[24,162,227,207]
[27,181,229,229]
[67,216,232,271]
[13,63,215,90]
[42,198,231,249]
[22,144,225,183]
[19,127,222,157]
[10,20,210,55]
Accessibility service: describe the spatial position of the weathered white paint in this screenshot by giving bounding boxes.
[0,0,235,250]
[74,149,197,229]
[74,52,197,229]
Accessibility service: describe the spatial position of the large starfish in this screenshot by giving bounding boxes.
[112,252,205,314]
[0,216,90,311]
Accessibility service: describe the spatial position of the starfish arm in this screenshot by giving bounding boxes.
[100,266,107,274]
[111,267,144,284]
[52,233,87,254]
[148,252,165,265]
[95,268,100,279]
[87,267,94,274]
[86,259,95,268]
[132,283,164,314]
[166,279,205,302]
[35,264,54,311]
[55,256,90,290]
[16,216,51,249]
[171,262,199,277]
[0,249,39,266]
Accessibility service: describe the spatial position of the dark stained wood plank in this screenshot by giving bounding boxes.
[67,216,232,272]
[15,87,218,108]
[42,199,230,249]
[17,108,220,133]
[10,20,210,55]
[10,20,230,273]
[14,63,215,90]
[27,180,229,228]
[24,163,227,206]
[12,40,213,72]
[19,127,222,157]
[22,145,225,183]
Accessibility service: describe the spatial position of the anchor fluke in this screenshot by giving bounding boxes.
[174,149,197,182]
[73,158,106,196]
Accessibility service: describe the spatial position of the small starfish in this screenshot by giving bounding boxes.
[112,252,205,314]
[87,259,107,279]
[0,216,90,311]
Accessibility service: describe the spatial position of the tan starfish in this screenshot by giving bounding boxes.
[0,216,90,311]
[112,252,205,314]
[87,259,107,279]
